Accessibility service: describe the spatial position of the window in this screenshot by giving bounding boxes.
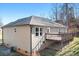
[14,28,16,32]
[35,27,43,36]
[40,28,42,36]
[35,28,39,36]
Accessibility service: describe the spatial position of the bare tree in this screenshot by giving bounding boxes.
[59,3,75,25]
[49,3,58,21]
[49,3,75,25]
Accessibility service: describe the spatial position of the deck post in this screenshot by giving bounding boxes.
[60,40,63,50]
[45,33,46,40]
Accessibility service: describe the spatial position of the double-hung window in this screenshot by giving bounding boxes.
[36,28,39,36]
[40,28,42,36]
[35,27,43,36]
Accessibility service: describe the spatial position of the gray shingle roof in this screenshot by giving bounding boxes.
[2,16,66,28]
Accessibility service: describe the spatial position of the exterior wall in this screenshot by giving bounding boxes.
[32,26,47,51]
[0,28,2,43]
[3,25,31,53]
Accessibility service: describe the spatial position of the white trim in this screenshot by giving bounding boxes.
[35,27,43,37]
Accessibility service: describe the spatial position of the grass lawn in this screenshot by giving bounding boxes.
[57,37,79,56]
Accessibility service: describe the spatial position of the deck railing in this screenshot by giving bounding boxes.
[32,33,73,51]
[45,33,62,41]
[45,33,73,41]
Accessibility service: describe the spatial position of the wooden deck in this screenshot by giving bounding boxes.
[46,33,62,41]
[45,33,73,41]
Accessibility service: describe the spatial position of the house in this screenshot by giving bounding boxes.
[2,16,67,55]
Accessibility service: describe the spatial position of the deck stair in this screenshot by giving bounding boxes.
[39,40,55,51]
[32,40,55,56]
[32,33,73,56]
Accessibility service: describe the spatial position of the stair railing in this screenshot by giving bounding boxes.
[32,34,45,51]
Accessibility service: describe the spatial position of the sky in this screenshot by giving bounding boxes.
[0,3,55,25]
[0,3,79,25]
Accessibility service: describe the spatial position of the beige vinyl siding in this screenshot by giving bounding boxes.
[32,26,47,51]
[3,25,31,52]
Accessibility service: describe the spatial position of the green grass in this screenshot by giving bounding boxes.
[56,37,79,56]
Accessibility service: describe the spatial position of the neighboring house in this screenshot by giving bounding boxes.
[2,16,67,55]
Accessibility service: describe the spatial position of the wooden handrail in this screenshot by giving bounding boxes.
[45,33,73,35]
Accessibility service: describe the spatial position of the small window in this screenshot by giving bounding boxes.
[14,28,16,32]
[40,28,42,36]
[35,28,39,36]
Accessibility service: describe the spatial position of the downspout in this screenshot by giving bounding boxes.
[30,25,32,56]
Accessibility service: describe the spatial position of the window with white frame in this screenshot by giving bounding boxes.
[14,28,16,32]
[40,28,43,36]
[35,27,43,36]
[35,27,39,36]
